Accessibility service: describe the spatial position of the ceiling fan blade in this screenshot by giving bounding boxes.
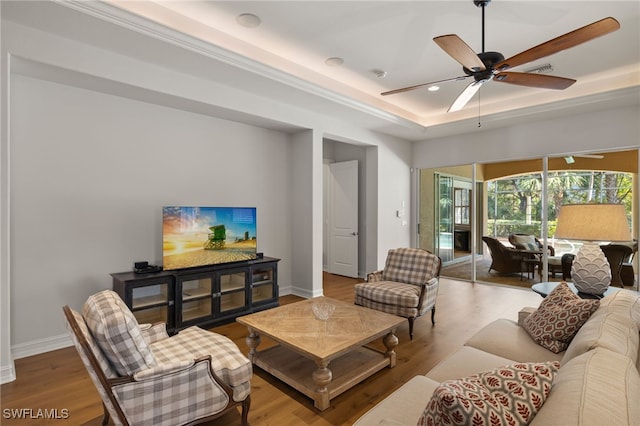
[434,34,486,72]
[495,17,620,71]
[494,72,576,90]
[381,75,469,96]
[575,154,604,159]
[448,80,487,112]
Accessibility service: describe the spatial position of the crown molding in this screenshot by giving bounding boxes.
[54,0,424,133]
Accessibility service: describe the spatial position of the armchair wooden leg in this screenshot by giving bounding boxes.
[241,395,251,426]
[408,317,414,340]
[101,403,109,426]
[431,307,436,325]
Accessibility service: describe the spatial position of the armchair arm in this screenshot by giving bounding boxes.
[367,270,384,282]
[133,359,195,381]
[416,277,439,313]
[112,357,233,425]
[139,322,169,344]
[518,307,537,327]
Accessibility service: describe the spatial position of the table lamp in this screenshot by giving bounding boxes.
[554,203,631,295]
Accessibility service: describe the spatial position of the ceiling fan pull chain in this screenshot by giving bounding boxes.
[477,88,482,128]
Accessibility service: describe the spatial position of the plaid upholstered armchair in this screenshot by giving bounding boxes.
[63,290,252,426]
[354,248,441,340]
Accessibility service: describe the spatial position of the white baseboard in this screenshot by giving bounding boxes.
[290,285,322,299]
[0,362,16,384]
[11,333,71,360]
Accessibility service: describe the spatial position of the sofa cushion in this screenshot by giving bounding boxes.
[150,326,252,402]
[598,289,640,328]
[352,375,440,426]
[354,281,420,308]
[523,282,599,353]
[426,346,516,383]
[512,235,538,251]
[562,303,639,365]
[419,361,559,426]
[82,289,156,376]
[530,348,640,426]
[465,319,564,363]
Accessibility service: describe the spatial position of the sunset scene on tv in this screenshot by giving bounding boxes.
[162,206,257,270]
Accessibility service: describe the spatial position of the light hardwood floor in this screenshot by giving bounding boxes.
[1,273,543,426]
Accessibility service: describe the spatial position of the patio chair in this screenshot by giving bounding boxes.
[620,241,637,287]
[601,244,633,288]
[63,289,251,426]
[482,236,532,275]
[508,234,555,256]
[354,248,441,340]
[508,233,564,277]
[561,253,576,280]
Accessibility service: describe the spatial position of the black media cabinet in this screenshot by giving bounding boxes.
[112,257,279,334]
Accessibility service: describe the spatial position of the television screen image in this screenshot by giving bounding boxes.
[162,206,257,270]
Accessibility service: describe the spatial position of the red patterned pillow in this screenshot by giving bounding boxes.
[418,361,559,426]
[523,282,600,353]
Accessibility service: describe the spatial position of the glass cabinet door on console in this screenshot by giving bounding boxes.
[111,272,176,334]
[178,273,214,326]
[218,269,248,315]
[251,263,278,306]
[113,257,279,332]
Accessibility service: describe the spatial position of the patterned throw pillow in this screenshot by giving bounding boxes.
[418,361,560,426]
[523,282,600,353]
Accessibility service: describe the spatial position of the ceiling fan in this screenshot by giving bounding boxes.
[381,0,620,113]
[558,154,605,164]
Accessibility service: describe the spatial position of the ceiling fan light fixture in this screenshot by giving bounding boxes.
[448,80,484,112]
[428,85,440,92]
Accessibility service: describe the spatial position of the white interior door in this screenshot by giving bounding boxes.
[329,160,359,277]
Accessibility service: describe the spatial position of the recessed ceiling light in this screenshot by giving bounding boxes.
[428,85,440,92]
[236,13,261,28]
[325,57,344,67]
[372,69,387,78]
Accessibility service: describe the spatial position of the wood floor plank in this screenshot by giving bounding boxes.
[0,274,542,425]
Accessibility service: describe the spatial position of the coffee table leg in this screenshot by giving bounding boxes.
[312,362,332,410]
[383,331,399,368]
[245,328,261,362]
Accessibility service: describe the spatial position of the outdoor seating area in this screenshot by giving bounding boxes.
[443,236,638,291]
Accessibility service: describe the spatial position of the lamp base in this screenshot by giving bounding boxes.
[570,242,611,295]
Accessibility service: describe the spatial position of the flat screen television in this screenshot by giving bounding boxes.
[162,206,257,271]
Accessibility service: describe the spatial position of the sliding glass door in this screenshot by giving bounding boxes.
[418,150,639,290]
[435,173,453,263]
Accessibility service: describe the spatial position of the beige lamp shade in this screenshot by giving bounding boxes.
[554,204,631,295]
[555,203,631,242]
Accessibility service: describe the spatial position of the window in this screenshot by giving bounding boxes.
[454,188,470,225]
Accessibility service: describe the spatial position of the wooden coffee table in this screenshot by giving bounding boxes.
[236,296,404,410]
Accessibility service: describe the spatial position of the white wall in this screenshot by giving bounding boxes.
[0,7,414,382]
[413,105,640,169]
[9,74,293,353]
[374,139,414,266]
[0,3,13,383]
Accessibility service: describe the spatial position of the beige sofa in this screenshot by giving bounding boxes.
[354,289,640,425]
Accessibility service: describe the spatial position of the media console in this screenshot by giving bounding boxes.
[112,257,280,334]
